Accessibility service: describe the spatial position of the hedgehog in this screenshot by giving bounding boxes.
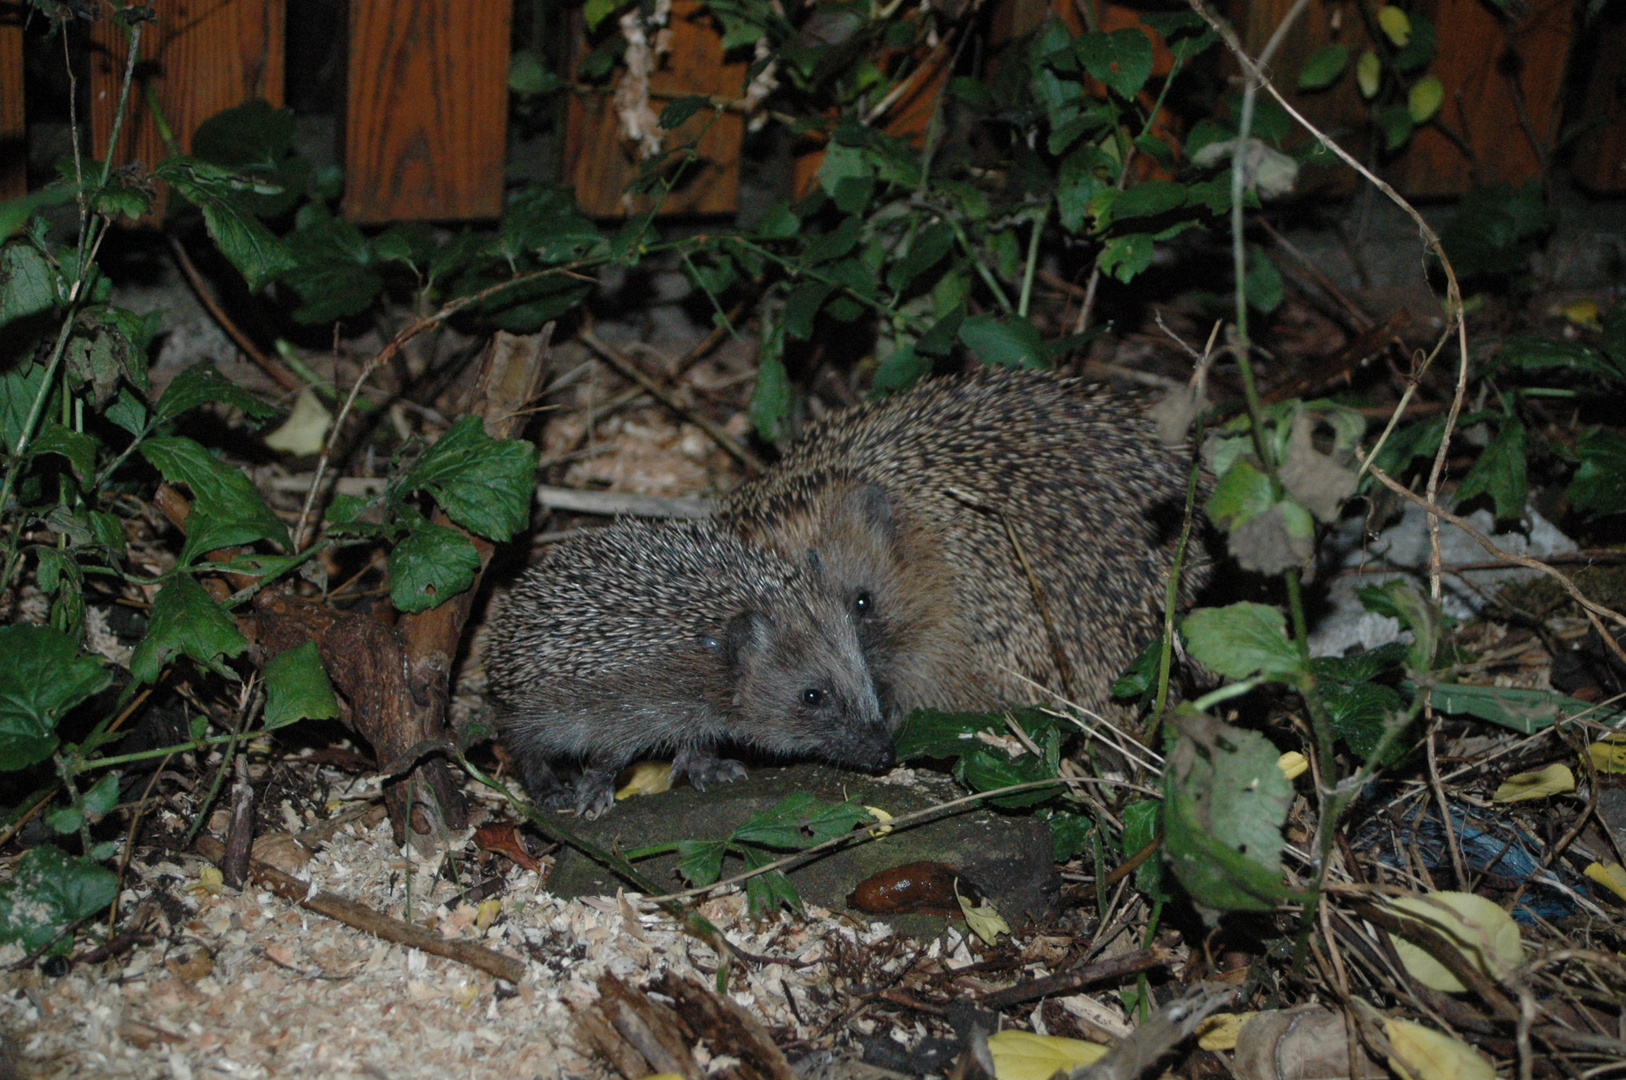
[484,517,892,816]
[718,366,1206,722]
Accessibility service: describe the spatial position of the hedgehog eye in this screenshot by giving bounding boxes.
[803,687,825,708]
[701,636,722,652]
[854,591,873,617]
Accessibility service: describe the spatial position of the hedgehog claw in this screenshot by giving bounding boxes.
[673,747,747,792]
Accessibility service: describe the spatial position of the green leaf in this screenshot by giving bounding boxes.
[0,845,118,954]
[895,707,1004,760]
[1568,428,1626,516]
[1075,28,1154,99]
[731,793,871,848]
[0,625,110,770]
[886,222,955,294]
[389,524,481,613]
[750,349,792,443]
[129,575,249,684]
[262,641,340,730]
[1205,457,1275,532]
[958,314,1048,369]
[1162,715,1302,915]
[784,280,835,340]
[83,773,120,816]
[32,421,98,482]
[0,360,49,452]
[155,363,279,423]
[1430,683,1613,734]
[0,182,75,241]
[804,215,863,265]
[45,805,82,835]
[1365,580,1440,672]
[1097,179,1186,227]
[1096,233,1154,283]
[741,845,803,917]
[873,344,932,392]
[1245,245,1284,314]
[956,745,1060,807]
[1408,75,1444,123]
[1180,602,1305,682]
[1375,104,1416,152]
[278,207,384,323]
[1047,810,1093,862]
[1298,44,1349,89]
[398,417,537,541]
[1454,419,1527,521]
[659,95,709,130]
[675,839,727,887]
[1494,336,1624,381]
[1316,677,1407,763]
[501,186,602,264]
[0,241,59,329]
[1057,145,1111,234]
[190,99,311,218]
[140,436,291,562]
[157,157,298,291]
[508,50,563,95]
[1111,634,1163,701]
[1121,797,1169,901]
[1439,181,1551,279]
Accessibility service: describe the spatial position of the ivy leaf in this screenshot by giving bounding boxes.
[262,641,340,730]
[958,314,1048,369]
[0,845,118,954]
[129,575,249,684]
[155,363,279,424]
[397,418,537,541]
[0,625,110,770]
[1180,602,1305,682]
[1568,428,1626,516]
[1075,28,1154,100]
[140,436,291,562]
[389,524,481,613]
[1455,419,1527,521]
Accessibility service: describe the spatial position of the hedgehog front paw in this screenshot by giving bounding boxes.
[570,760,621,818]
[672,746,747,792]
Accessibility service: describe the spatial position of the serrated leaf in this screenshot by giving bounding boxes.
[0,625,109,770]
[262,641,340,730]
[1409,75,1444,123]
[1096,233,1154,283]
[1122,797,1170,900]
[140,436,290,562]
[1205,458,1274,532]
[1386,891,1523,992]
[1455,418,1526,521]
[1568,428,1626,515]
[676,839,727,887]
[0,241,59,328]
[1298,44,1350,89]
[1495,336,1622,380]
[32,421,98,482]
[389,524,481,613]
[740,845,803,917]
[279,210,384,324]
[0,845,118,954]
[958,314,1047,369]
[732,793,871,848]
[155,363,278,424]
[1075,28,1154,99]
[128,575,249,684]
[45,805,82,835]
[1181,602,1305,682]
[158,158,297,291]
[398,417,536,541]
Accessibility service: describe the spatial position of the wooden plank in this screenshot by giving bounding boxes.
[1390,0,1572,197]
[566,0,745,217]
[89,0,284,195]
[0,9,23,201]
[344,0,510,224]
[1571,10,1626,193]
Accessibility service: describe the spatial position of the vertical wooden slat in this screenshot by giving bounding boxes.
[89,0,284,179]
[0,9,24,200]
[1389,0,1572,197]
[566,0,745,217]
[1572,11,1626,193]
[343,0,510,224]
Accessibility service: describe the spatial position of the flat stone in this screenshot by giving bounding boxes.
[540,764,1059,930]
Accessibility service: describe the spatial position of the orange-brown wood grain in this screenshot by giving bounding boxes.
[343,0,510,223]
[566,0,745,217]
[1,9,23,200]
[1389,0,1572,197]
[89,0,284,219]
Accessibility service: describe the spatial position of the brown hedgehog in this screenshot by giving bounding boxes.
[718,366,1205,722]
[485,518,891,816]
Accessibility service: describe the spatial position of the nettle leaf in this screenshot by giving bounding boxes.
[502,186,602,264]
[191,98,310,219]
[1568,428,1626,516]
[399,417,537,541]
[129,575,249,684]
[956,745,1059,808]
[1075,28,1154,100]
[958,314,1048,369]
[140,436,291,563]
[1181,602,1305,683]
[0,845,118,954]
[1057,144,1111,234]
[0,240,60,329]
[1315,669,1408,764]
[155,363,278,424]
[32,421,98,482]
[1162,715,1302,916]
[389,524,481,613]
[279,208,384,324]
[0,360,49,451]
[157,157,298,291]
[0,625,110,770]
[1455,419,1527,522]
[1205,457,1274,531]
[262,641,340,730]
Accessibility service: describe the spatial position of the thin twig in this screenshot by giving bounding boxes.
[167,236,302,392]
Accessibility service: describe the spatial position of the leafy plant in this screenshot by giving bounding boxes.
[1294,2,1444,155]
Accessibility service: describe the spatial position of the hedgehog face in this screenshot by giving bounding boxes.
[722,603,893,773]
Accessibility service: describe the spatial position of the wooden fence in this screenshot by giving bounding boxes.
[1,0,1622,221]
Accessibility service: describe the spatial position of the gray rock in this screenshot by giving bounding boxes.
[541,764,1060,929]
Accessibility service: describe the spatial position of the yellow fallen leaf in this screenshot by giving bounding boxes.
[1378,6,1412,46]
[1386,892,1523,993]
[1492,762,1574,802]
[1562,298,1601,329]
[1357,51,1382,99]
[1197,1011,1254,1051]
[193,865,224,897]
[866,805,894,837]
[263,387,333,456]
[1384,1019,1495,1080]
[958,881,1011,946]
[1278,751,1308,781]
[615,761,673,800]
[475,898,503,931]
[1584,862,1626,901]
[986,1030,1108,1080]
[1589,735,1626,774]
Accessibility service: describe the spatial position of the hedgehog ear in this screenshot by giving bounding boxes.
[845,482,896,544]
[723,610,772,669]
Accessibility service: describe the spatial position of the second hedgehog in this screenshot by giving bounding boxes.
[485,518,892,816]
